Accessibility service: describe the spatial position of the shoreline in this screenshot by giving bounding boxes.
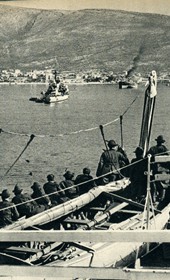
[0,81,116,85]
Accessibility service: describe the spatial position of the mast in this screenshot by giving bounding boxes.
[139,70,157,156]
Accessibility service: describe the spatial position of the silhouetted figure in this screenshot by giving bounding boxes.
[59,171,78,199]
[0,189,19,227]
[96,139,129,183]
[148,135,169,203]
[75,167,96,195]
[43,174,62,206]
[12,184,38,218]
[148,135,169,157]
[130,147,147,202]
[31,182,51,210]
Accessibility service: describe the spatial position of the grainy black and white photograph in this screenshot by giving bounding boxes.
[0,0,170,279]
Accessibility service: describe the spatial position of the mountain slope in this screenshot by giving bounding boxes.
[0,5,169,73]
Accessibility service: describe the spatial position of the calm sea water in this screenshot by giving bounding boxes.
[0,83,169,192]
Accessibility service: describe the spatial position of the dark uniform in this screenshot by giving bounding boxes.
[12,185,38,218]
[96,140,129,182]
[45,81,57,96]
[147,135,169,203]
[148,135,169,157]
[31,182,50,211]
[43,174,62,206]
[75,167,96,195]
[59,171,78,199]
[0,189,19,228]
[130,147,147,202]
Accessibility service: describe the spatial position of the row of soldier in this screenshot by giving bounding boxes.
[0,167,96,228]
[0,134,169,228]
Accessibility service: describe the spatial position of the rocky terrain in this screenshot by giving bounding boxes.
[0,5,169,73]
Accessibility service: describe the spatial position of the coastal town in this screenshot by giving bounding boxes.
[0,68,170,85]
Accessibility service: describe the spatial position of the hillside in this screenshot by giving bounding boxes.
[0,5,169,73]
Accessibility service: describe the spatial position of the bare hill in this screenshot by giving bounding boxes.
[0,5,169,73]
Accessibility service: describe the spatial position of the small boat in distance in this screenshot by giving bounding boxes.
[119,80,138,89]
[29,80,69,104]
[39,91,69,104]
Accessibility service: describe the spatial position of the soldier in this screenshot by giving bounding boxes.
[45,80,57,96]
[31,182,51,210]
[59,171,78,199]
[130,147,147,202]
[148,135,169,203]
[148,135,169,157]
[12,184,38,218]
[43,174,63,206]
[0,189,19,228]
[75,167,96,195]
[96,139,129,183]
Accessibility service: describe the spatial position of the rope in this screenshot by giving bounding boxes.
[0,149,169,214]
[0,158,146,214]
[0,94,138,138]
[0,118,119,138]
[0,94,144,214]
[0,95,138,181]
[0,134,35,180]
[122,94,140,117]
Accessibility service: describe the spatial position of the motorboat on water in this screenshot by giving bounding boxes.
[29,81,69,104]
[38,91,69,104]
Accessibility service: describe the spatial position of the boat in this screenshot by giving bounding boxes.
[119,80,138,89]
[3,179,130,231]
[29,81,69,104]
[1,70,170,280]
[39,92,69,104]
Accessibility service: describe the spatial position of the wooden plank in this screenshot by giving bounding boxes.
[124,267,170,280]
[0,266,127,279]
[63,218,89,225]
[0,230,170,243]
[106,202,128,213]
[5,246,39,253]
[103,192,161,214]
[88,207,106,211]
[154,174,170,181]
[155,155,170,163]
[118,210,141,214]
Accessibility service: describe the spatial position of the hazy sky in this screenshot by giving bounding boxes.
[0,0,170,15]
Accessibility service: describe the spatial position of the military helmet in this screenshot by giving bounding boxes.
[108,139,117,148]
[0,189,10,199]
[155,135,165,143]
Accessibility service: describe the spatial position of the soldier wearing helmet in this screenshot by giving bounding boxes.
[75,167,96,195]
[147,135,169,157]
[96,139,129,183]
[147,135,169,204]
[0,189,19,227]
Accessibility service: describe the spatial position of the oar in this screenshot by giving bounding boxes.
[99,125,109,152]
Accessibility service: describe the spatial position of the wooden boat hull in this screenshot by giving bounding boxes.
[44,94,69,104]
[3,179,129,231]
[47,204,170,268]
[29,94,69,104]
